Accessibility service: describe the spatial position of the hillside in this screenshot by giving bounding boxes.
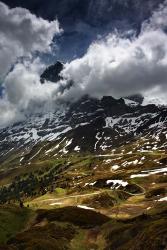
[0,64,166,250]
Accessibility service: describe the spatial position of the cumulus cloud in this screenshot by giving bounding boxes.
[1,0,167,128]
[0,58,62,127]
[0,99,23,128]
[61,0,167,103]
[0,2,62,128]
[5,60,57,107]
[0,1,61,78]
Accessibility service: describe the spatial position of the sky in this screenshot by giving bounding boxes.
[1,0,163,60]
[0,0,167,128]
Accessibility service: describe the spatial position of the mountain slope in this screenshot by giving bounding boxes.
[0,63,167,250]
[0,94,166,164]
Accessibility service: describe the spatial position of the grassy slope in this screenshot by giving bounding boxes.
[0,203,166,250]
[0,205,33,244]
[0,138,166,249]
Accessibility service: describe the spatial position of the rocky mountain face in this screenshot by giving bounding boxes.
[40,61,64,84]
[0,62,167,166]
[0,63,167,250]
[0,91,166,165]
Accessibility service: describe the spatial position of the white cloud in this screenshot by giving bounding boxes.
[62,1,167,104]
[143,86,167,106]
[1,1,167,128]
[0,99,24,128]
[0,1,62,78]
[0,58,61,127]
[0,2,63,128]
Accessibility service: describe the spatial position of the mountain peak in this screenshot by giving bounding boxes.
[40,61,64,84]
[125,94,144,105]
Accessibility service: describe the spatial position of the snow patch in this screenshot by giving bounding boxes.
[106,180,128,189]
[112,165,120,170]
[77,205,95,210]
[74,146,80,152]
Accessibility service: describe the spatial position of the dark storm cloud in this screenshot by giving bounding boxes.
[1,0,164,25]
[1,0,164,60]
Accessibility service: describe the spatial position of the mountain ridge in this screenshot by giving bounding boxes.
[0,93,166,166]
[0,62,166,166]
[0,66,167,250]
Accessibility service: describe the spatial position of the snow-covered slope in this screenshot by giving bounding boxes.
[0,95,166,165]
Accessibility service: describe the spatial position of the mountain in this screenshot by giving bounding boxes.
[40,61,64,84]
[0,63,167,164]
[125,94,144,105]
[0,63,167,249]
[0,94,166,163]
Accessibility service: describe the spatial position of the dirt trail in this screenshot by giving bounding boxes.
[40,191,102,203]
[37,187,146,207]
